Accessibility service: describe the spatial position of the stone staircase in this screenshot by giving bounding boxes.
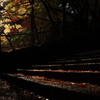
[1,49,100,100]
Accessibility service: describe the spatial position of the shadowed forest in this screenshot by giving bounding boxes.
[1,1,100,100]
[0,0,100,70]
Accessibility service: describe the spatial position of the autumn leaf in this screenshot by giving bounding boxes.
[11,16,19,22]
[14,0,21,4]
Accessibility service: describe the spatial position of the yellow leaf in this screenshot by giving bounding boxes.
[11,7,16,11]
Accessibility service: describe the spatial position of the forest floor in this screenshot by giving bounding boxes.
[0,73,100,100]
[0,78,48,100]
[7,73,100,97]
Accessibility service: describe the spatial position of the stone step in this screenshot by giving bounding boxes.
[1,73,100,100]
[56,57,100,63]
[18,70,100,85]
[31,63,100,70]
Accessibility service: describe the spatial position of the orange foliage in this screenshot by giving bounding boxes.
[22,17,31,28]
[12,16,19,22]
[14,0,21,4]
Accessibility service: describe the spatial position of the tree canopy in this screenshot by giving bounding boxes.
[0,0,100,52]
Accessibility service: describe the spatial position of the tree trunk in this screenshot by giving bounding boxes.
[29,0,39,45]
[0,35,1,52]
[40,0,58,36]
[0,29,15,51]
[62,0,67,38]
